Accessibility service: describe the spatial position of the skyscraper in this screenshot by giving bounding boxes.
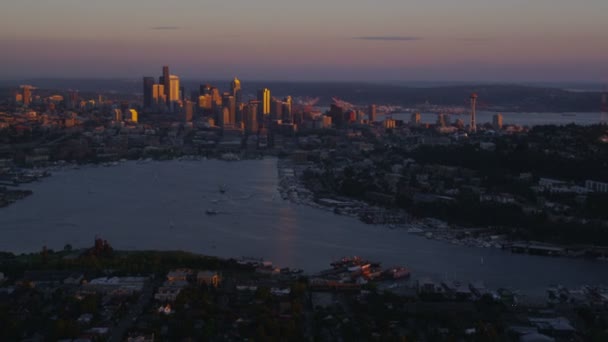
[143,77,155,109]
[220,107,231,127]
[410,112,421,126]
[152,84,165,107]
[21,85,33,107]
[282,96,293,122]
[244,103,259,134]
[222,93,236,125]
[368,104,377,122]
[113,109,122,122]
[169,75,180,102]
[493,113,503,130]
[271,98,283,121]
[470,93,478,133]
[436,113,447,127]
[231,77,242,104]
[257,88,271,116]
[129,109,138,123]
[66,90,79,109]
[185,100,194,122]
[162,66,170,105]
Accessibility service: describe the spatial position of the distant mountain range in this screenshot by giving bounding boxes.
[0,79,605,112]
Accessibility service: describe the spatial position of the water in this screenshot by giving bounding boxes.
[1,159,607,296]
[388,111,604,126]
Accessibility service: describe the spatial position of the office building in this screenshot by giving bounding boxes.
[244,103,259,134]
[129,109,138,123]
[470,93,478,133]
[368,104,377,122]
[282,96,293,122]
[220,107,231,127]
[493,113,503,130]
[436,113,447,127]
[271,98,283,121]
[222,93,236,125]
[113,109,122,122]
[152,84,166,107]
[66,90,79,109]
[169,75,180,102]
[328,104,345,127]
[198,94,212,111]
[257,88,271,116]
[410,112,421,127]
[22,85,33,107]
[143,77,155,109]
[231,77,242,104]
[185,100,194,122]
[162,66,170,105]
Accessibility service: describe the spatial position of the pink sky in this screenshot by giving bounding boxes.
[2,0,607,81]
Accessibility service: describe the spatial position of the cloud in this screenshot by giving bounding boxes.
[151,26,181,31]
[455,37,493,43]
[353,36,422,41]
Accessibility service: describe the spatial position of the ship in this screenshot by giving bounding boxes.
[219,184,227,194]
[206,209,218,215]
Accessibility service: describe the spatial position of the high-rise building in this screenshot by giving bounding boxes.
[271,98,283,121]
[198,94,212,111]
[152,84,166,107]
[66,90,79,109]
[113,109,122,122]
[493,113,503,130]
[282,96,293,122]
[200,84,212,96]
[169,75,180,102]
[129,109,138,123]
[244,103,259,134]
[179,86,185,102]
[257,88,271,116]
[329,104,345,127]
[410,112,421,127]
[368,104,377,122]
[231,77,242,104]
[143,77,155,109]
[162,66,170,105]
[469,93,478,133]
[21,85,33,107]
[436,113,447,127]
[220,107,231,127]
[185,100,194,122]
[222,93,236,125]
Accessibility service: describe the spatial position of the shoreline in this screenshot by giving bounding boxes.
[276,158,608,262]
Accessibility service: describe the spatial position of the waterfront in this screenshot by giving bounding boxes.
[1,158,607,296]
[389,111,605,126]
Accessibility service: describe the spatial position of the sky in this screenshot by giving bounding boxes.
[1,0,608,82]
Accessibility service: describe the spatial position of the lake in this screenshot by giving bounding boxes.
[1,159,607,296]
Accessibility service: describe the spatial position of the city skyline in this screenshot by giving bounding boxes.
[2,0,608,82]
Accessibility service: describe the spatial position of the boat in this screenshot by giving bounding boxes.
[206,209,218,215]
[384,267,411,280]
[219,184,227,194]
